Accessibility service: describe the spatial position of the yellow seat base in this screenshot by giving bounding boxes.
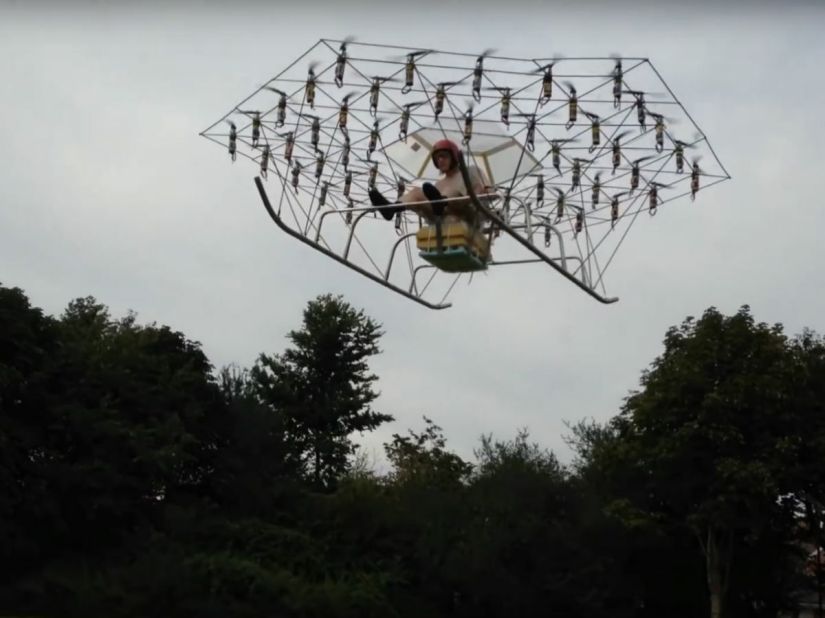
[416,220,490,273]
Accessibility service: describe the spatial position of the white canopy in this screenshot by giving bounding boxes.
[383,125,542,186]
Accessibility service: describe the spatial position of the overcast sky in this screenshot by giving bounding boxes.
[2,1,824,468]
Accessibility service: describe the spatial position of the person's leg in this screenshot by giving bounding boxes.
[368,189,405,221]
[421,183,446,218]
[430,186,475,225]
[400,186,434,219]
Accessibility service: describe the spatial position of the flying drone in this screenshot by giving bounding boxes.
[200,39,730,309]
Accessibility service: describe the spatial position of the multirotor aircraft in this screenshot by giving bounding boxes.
[200,39,730,309]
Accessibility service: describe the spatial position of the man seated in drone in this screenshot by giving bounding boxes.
[368,139,491,225]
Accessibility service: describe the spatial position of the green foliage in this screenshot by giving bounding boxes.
[622,306,797,542]
[252,294,392,490]
[0,284,57,409]
[0,288,225,610]
[207,364,300,515]
[571,306,815,617]
[0,284,59,573]
[3,284,825,618]
[385,417,473,487]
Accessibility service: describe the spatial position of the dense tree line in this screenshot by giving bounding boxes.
[1,282,824,617]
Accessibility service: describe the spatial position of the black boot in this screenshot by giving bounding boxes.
[422,182,446,218]
[368,189,403,221]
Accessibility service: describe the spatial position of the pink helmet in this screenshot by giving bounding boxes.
[431,138,461,170]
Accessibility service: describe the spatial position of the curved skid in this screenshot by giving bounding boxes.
[254,177,451,310]
[385,231,418,279]
[456,154,618,304]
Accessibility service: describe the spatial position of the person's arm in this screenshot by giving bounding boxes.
[471,167,498,202]
[460,166,486,197]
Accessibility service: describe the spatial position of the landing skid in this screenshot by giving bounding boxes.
[254,177,452,310]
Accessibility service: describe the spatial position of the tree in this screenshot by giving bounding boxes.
[0,284,59,580]
[574,306,801,618]
[385,417,473,487]
[382,418,472,616]
[457,431,600,617]
[252,294,392,490]
[567,418,709,618]
[0,291,230,614]
[783,331,825,618]
[207,364,300,515]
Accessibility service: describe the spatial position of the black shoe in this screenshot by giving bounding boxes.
[421,182,445,201]
[422,182,446,217]
[369,189,403,221]
[368,188,391,206]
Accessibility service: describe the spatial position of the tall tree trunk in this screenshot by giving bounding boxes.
[314,442,321,488]
[817,544,823,618]
[705,527,725,618]
[805,500,824,618]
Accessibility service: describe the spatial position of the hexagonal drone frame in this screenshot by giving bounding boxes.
[201,39,730,309]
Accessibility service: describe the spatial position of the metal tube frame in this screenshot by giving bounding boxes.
[255,177,452,310]
[256,159,618,308]
[456,154,618,304]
